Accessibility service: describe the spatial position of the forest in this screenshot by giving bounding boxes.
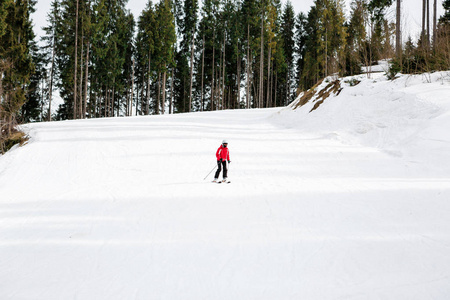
[1,0,449,153]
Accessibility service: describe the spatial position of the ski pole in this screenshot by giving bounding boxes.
[203,163,217,180]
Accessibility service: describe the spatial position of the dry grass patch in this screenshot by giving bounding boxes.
[310,80,342,113]
[293,79,343,113]
[293,79,324,109]
[1,130,29,154]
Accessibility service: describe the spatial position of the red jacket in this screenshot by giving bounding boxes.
[216,145,230,161]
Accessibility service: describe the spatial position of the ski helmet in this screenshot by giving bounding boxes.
[222,139,228,144]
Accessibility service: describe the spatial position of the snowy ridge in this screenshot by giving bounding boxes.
[273,71,450,170]
[1,72,450,299]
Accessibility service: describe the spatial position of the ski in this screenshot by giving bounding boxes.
[217,181,231,184]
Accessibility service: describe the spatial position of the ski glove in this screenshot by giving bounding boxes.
[219,158,223,162]
[228,161,231,163]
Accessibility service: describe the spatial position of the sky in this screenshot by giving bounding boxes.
[32,0,444,45]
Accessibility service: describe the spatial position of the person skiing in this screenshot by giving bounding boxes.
[213,140,231,182]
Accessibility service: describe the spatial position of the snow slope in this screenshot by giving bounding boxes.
[1,72,450,299]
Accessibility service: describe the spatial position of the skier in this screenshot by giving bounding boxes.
[213,140,231,183]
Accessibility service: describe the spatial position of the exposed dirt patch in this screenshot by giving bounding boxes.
[293,79,343,113]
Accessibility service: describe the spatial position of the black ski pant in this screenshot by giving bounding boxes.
[214,160,228,179]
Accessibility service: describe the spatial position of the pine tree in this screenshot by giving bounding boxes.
[153,0,176,114]
[241,0,259,108]
[21,38,45,122]
[180,0,198,112]
[367,0,393,63]
[345,0,367,76]
[281,1,295,104]
[294,12,307,90]
[55,0,80,120]
[441,0,450,23]
[299,0,347,89]
[196,0,220,111]
[0,0,36,137]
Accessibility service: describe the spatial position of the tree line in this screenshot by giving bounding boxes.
[1,0,449,152]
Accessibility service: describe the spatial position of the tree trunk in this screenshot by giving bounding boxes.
[48,31,56,122]
[139,74,144,115]
[249,52,253,108]
[266,42,271,108]
[146,52,151,115]
[433,0,437,46]
[236,41,241,109]
[83,0,91,119]
[112,84,116,117]
[83,40,90,118]
[188,32,195,112]
[211,29,216,111]
[162,71,167,115]
[325,27,328,78]
[259,8,264,109]
[79,28,84,119]
[104,89,108,118]
[170,66,174,114]
[73,0,79,119]
[427,0,430,45]
[396,0,402,60]
[201,35,205,112]
[222,32,226,110]
[246,24,250,109]
[40,79,45,121]
[130,58,135,116]
[274,71,277,107]
[285,62,289,106]
[422,0,426,43]
[157,72,161,115]
[115,88,119,116]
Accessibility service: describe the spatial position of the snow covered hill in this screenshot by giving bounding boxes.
[1,72,450,299]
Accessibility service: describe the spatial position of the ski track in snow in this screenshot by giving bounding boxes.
[1,73,450,299]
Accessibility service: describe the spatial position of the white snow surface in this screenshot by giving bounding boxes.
[1,72,450,299]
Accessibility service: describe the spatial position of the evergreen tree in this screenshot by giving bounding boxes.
[174,0,198,113]
[299,0,347,89]
[196,0,220,111]
[54,0,79,119]
[280,1,295,104]
[241,0,259,108]
[173,50,189,112]
[294,12,307,89]
[153,0,176,114]
[367,0,393,63]
[223,0,244,109]
[135,1,154,115]
[440,0,450,23]
[345,0,367,76]
[0,0,36,136]
[21,39,45,122]
[0,0,11,39]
